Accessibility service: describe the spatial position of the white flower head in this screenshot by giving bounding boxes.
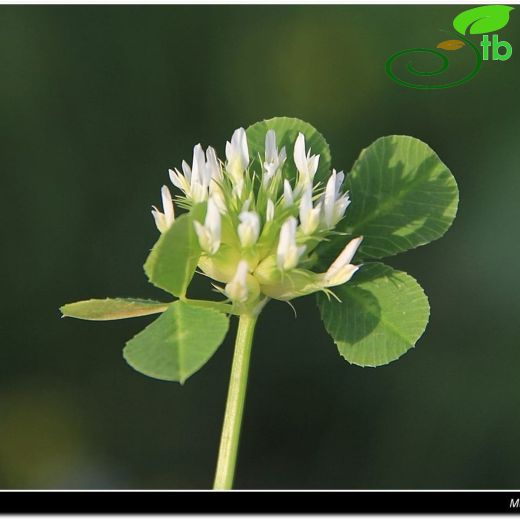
[155,126,362,307]
[322,236,363,287]
[323,169,351,228]
[225,260,250,302]
[152,185,175,233]
[193,197,221,255]
[294,132,320,186]
[277,217,306,270]
[238,211,260,248]
[225,128,249,194]
[299,184,322,236]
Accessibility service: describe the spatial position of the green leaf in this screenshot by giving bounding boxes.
[60,298,169,321]
[453,5,513,35]
[144,212,201,297]
[123,301,229,383]
[246,116,331,184]
[336,135,458,260]
[317,263,430,367]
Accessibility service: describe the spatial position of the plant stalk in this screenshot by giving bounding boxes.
[213,313,257,490]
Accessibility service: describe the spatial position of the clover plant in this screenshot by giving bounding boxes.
[61,117,459,489]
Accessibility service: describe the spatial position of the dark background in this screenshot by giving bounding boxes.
[1,5,519,489]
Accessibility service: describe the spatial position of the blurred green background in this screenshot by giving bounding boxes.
[1,5,519,489]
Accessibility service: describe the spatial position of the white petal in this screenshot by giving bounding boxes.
[241,198,252,213]
[191,144,206,186]
[333,195,351,225]
[193,221,211,252]
[238,128,249,167]
[293,133,307,174]
[161,185,175,227]
[277,217,294,266]
[299,185,312,225]
[168,168,189,194]
[283,179,294,207]
[151,209,167,233]
[234,259,249,282]
[228,127,249,171]
[277,217,304,270]
[327,236,363,276]
[323,170,337,227]
[181,160,192,182]
[238,211,260,247]
[193,198,222,255]
[225,260,249,302]
[205,197,221,245]
[209,187,227,214]
[262,162,277,185]
[206,146,222,182]
[265,129,277,164]
[226,128,249,187]
[335,170,345,195]
[225,140,233,163]
[191,182,208,203]
[323,264,359,287]
[266,199,275,222]
[308,154,320,178]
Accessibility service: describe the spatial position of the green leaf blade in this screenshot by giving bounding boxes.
[123,301,229,383]
[246,116,331,184]
[144,212,201,297]
[453,5,513,35]
[317,263,430,367]
[338,135,458,260]
[60,298,169,321]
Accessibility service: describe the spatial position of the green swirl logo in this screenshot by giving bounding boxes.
[386,5,514,90]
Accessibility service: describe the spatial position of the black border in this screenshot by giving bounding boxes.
[1,491,520,514]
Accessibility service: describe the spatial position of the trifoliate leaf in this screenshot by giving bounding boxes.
[60,298,169,321]
[246,116,331,184]
[123,301,229,383]
[333,135,458,260]
[144,212,201,297]
[317,263,430,367]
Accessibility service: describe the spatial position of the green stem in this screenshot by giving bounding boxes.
[213,313,257,490]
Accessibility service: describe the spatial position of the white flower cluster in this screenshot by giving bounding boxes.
[151,127,362,310]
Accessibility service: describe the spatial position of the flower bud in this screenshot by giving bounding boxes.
[321,236,363,287]
[225,260,261,304]
[238,211,260,248]
[193,197,221,255]
[151,185,175,233]
[277,217,306,270]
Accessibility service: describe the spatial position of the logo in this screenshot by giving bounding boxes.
[386,5,514,89]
